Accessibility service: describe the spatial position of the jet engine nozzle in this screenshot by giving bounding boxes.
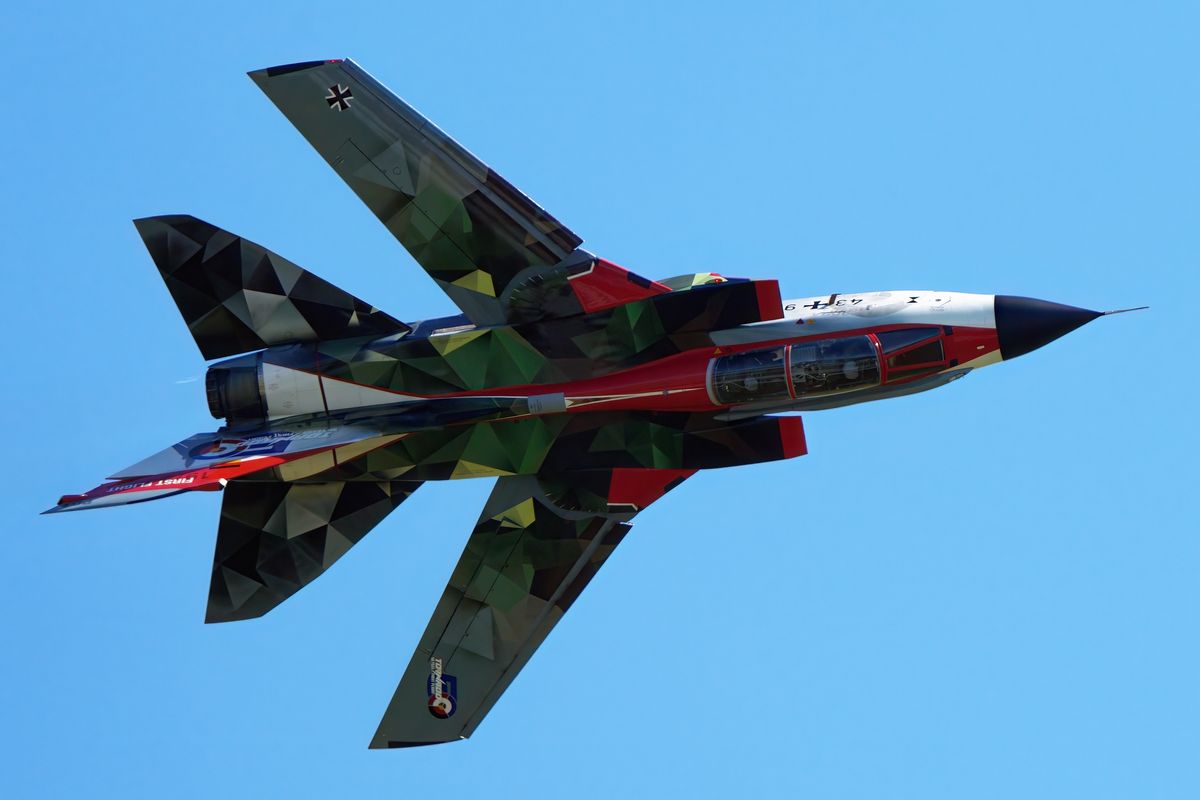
[994,295,1102,361]
[205,356,265,421]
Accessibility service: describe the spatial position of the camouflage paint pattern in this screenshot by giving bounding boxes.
[240,277,782,397]
[208,479,421,622]
[136,215,408,360]
[250,60,584,327]
[271,412,805,484]
[50,58,817,749]
[371,469,690,747]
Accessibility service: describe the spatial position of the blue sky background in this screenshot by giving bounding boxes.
[2,2,1195,797]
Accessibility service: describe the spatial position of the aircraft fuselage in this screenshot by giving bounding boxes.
[205,290,1072,423]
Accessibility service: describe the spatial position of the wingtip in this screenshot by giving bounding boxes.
[133,214,177,226]
[368,737,462,750]
[248,59,347,80]
[368,727,467,750]
[204,604,269,625]
[42,494,87,514]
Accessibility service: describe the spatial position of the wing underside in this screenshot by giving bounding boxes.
[370,467,692,747]
[249,60,579,325]
[249,59,670,326]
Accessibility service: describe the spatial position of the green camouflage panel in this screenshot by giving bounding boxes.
[136,215,408,360]
[207,479,421,622]
[48,56,829,754]
[370,469,688,747]
[249,60,582,327]
[271,412,803,484]
[253,278,781,398]
[657,272,731,291]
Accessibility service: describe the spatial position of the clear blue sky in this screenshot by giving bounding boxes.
[2,2,1195,797]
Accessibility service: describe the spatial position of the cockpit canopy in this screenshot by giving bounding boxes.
[876,327,947,381]
[790,336,880,395]
[708,328,949,407]
[709,335,881,405]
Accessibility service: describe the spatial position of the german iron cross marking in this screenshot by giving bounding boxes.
[325,84,353,111]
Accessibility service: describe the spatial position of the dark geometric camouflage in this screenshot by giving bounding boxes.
[207,478,421,622]
[371,470,686,747]
[250,60,584,327]
[136,215,409,360]
[51,58,814,749]
[277,412,806,484]
[234,278,782,399]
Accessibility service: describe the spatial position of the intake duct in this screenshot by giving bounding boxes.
[205,355,265,421]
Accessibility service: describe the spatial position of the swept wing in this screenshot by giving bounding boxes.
[371,467,692,747]
[249,59,670,326]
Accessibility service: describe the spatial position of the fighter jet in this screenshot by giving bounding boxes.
[46,59,1143,747]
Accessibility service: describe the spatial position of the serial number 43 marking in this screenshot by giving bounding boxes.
[786,298,869,311]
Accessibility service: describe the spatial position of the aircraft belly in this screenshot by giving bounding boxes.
[302,413,806,483]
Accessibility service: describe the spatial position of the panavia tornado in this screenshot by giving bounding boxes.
[47,59,1143,748]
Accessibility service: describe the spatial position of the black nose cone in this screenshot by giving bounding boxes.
[994,295,1102,360]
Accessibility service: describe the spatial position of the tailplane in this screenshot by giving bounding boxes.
[207,478,420,622]
[134,215,409,360]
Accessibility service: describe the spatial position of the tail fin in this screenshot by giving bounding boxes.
[134,215,409,360]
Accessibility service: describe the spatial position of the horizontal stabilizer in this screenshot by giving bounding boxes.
[135,215,409,360]
[208,478,420,622]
